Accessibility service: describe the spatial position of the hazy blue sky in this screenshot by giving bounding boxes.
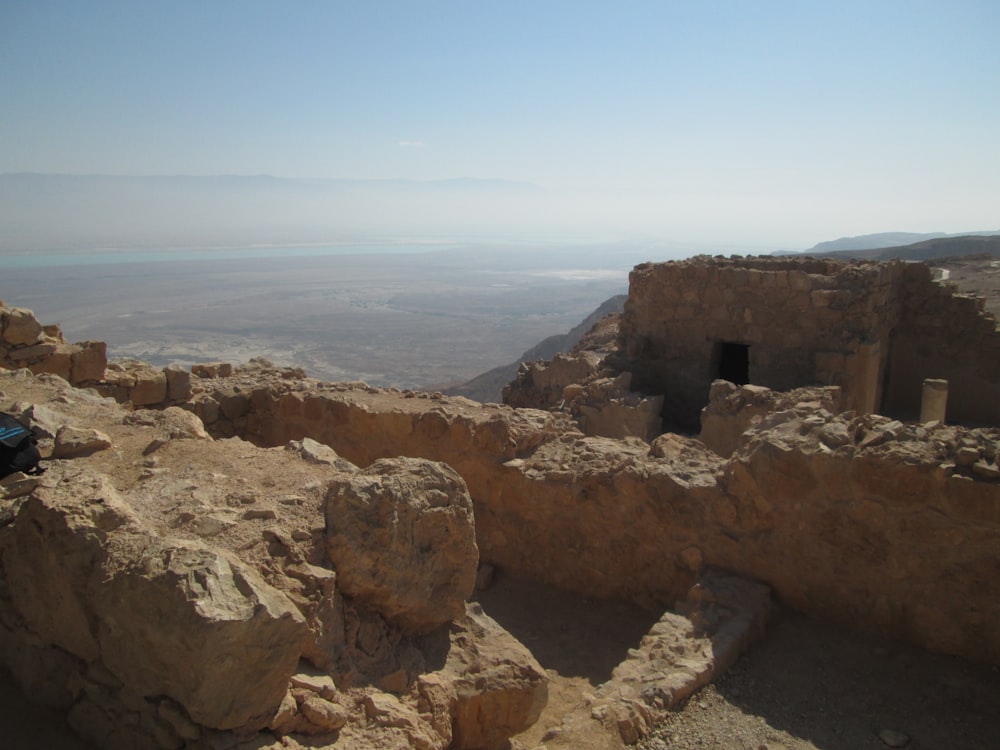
[2,1,998,247]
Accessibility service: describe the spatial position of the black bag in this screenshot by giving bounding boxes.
[0,412,45,479]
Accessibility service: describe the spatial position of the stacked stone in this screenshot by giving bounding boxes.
[879,262,1000,424]
[0,302,106,385]
[98,359,191,407]
[620,257,907,428]
[900,262,1000,373]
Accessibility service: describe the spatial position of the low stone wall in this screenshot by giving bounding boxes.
[0,303,191,406]
[0,303,106,386]
[97,358,192,406]
[191,367,1000,664]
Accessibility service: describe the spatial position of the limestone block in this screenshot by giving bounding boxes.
[362,691,440,748]
[446,604,549,749]
[219,390,250,420]
[191,395,221,425]
[156,406,211,440]
[51,425,113,458]
[70,341,107,383]
[920,378,948,423]
[287,437,358,472]
[325,457,478,633]
[192,362,234,378]
[28,345,72,380]
[408,605,548,750]
[298,694,350,732]
[130,368,168,406]
[788,270,812,292]
[9,342,58,361]
[2,307,43,346]
[0,470,132,663]
[164,365,192,402]
[95,538,309,730]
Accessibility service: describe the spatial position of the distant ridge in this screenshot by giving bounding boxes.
[815,234,1000,261]
[443,294,627,403]
[804,230,1000,255]
[808,232,947,253]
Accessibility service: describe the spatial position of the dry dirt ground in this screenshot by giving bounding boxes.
[479,575,1000,750]
[0,246,636,390]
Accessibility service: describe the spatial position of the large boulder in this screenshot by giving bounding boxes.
[95,537,309,730]
[444,604,549,749]
[325,457,478,633]
[0,470,125,664]
[0,466,310,733]
[2,307,43,346]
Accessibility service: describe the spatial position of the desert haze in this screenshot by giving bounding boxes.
[0,241,658,392]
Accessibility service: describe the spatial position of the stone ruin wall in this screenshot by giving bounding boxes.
[3,267,1000,664]
[619,256,1000,432]
[884,263,1000,425]
[620,257,904,432]
[3,293,999,666]
[0,371,553,750]
[186,369,1000,665]
[0,303,107,387]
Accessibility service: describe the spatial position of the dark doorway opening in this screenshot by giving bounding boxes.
[717,342,750,385]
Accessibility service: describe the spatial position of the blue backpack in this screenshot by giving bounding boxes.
[0,413,45,479]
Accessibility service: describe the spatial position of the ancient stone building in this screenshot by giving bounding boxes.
[620,256,1000,432]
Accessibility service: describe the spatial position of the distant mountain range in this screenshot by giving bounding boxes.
[811,233,1000,261]
[801,230,1000,256]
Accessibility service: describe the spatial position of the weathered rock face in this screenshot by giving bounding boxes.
[438,603,548,750]
[503,316,665,441]
[0,464,311,744]
[96,537,309,730]
[326,458,479,634]
[504,351,606,410]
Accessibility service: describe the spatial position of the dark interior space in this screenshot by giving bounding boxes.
[716,341,750,385]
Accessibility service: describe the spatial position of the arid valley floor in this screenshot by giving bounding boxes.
[0,243,649,391]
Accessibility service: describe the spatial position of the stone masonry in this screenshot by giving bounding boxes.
[619,256,1000,432]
